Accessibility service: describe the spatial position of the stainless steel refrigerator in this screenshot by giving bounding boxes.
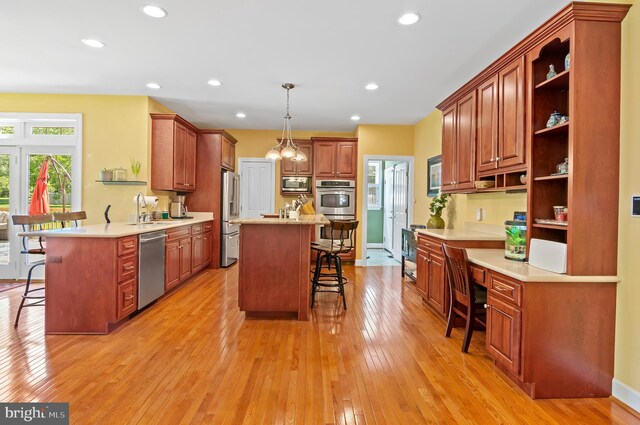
[221,170,240,267]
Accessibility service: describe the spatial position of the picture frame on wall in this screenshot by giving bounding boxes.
[427,155,442,197]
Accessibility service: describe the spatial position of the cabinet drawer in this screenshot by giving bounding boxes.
[117,254,137,283]
[203,221,213,232]
[417,235,442,253]
[118,236,138,256]
[116,278,138,319]
[167,226,191,241]
[191,224,203,234]
[471,266,486,286]
[489,274,521,307]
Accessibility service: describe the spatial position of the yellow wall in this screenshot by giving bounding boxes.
[355,124,415,258]
[611,0,640,398]
[0,93,154,224]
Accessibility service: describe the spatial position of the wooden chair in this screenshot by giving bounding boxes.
[11,214,55,327]
[442,243,487,352]
[53,211,87,228]
[310,220,359,309]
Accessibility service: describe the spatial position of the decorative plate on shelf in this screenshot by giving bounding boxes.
[535,218,568,226]
[474,181,495,189]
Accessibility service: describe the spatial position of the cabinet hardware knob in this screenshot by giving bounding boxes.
[494,284,511,292]
[484,303,489,309]
[124,265,134,270]
[490,157,494,162]
[125,295,134,300]
[496,157,501,161]
[124,243,134,248]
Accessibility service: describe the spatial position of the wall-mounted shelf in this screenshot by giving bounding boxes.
[535,69,570,90]
[534,121,570,136]
[96,180,147,186]
[533,174,568,182]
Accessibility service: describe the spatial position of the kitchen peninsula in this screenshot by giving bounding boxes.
[230,214,330,320]
[21,212,214,335]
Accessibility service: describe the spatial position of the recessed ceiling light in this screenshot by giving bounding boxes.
[207,79,222,87]
[146,82,161,89]
[365,83,379,91]
[236,112,246,118]
[81,38,105,48]
[141,4,168,18]
[351,115,361,121]
[398,12,420,26]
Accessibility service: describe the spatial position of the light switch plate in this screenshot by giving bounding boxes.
[633,195,640,217]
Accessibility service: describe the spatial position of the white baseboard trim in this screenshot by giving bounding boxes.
[613,378,640,414]
[355,259,365,267]
[367,243,384,249]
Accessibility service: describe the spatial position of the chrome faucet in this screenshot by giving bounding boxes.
[136,192,147,224]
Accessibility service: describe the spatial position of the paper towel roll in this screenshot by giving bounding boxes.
[133,195,158,207]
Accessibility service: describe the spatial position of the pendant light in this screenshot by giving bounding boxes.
[265,83,307,161]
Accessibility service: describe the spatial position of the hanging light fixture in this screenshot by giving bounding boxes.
[265,83,307,161]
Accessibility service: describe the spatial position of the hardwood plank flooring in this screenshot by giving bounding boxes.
[1,265,638,424]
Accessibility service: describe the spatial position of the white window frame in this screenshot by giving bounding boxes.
[367,160,382,210]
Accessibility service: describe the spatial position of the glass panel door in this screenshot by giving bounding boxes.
[0,148,19,278]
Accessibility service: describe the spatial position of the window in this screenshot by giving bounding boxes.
[368,161,382,210]
[31,126,75,136]
[0,126,15,135]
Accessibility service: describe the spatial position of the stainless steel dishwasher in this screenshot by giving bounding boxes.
[138,231,167,309]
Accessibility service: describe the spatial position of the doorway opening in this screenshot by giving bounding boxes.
[361,155,414,267]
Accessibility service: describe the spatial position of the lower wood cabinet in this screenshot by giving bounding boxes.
[415,249,428,296]
[486,294,521,375]
[203,231,212,267]
[426,251,445,315]
[165,240,181,291]
[179,237,192,281]
[166,221,213,291]
[116,278,138,319]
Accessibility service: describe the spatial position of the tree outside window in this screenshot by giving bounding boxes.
[368,161,382,210]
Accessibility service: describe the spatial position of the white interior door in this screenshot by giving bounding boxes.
[239,159,275,219]
[383,167,394,252]
[392,162,408,260]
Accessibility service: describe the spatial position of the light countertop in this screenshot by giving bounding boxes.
[466,249,619,283]
[18,212,214,239]
[230,214,330,225]
[416,228,505,241]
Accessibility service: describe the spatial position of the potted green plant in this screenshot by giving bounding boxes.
[427,193,449,229]
[99,168,113,181]
[130,158,141,180]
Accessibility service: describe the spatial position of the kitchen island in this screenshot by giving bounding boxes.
[230,214,330,321]
[20,212,214,334]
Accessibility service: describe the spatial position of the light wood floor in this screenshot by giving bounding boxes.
[2,265,638,425]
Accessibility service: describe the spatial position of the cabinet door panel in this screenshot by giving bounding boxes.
[455,92,476,190]
[203,231,212,266]
[313,142,336,177]
[173,123,187,190]
[179,237,192,281]
[486,295,521,374]
[296,142,314,175]
[498,56,526,168]
[336,142,357,178]
[184,129,197,190]
[427,252,446,316]
[166,241,180,290]
[477,76,499,173]
[281,156,296,176]
[116,278,137,319]
[416,249,428,296]
[191,234,203,272]
[441,105,456,191]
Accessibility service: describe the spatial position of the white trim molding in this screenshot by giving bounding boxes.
[367,243,384,249]
[612,378,640,414]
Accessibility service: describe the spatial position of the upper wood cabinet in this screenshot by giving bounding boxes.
[440,92,476,192]
[151,114,198,192]
[221,135,236,171]
[497,56,526,170]
[281,140,313,176]
[312,137,357,179]
[476,75,499,173]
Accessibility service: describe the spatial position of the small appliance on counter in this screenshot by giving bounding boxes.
[505,220,527,261]
[169,195,192,219]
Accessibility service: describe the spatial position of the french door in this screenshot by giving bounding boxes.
[0,147,19,279]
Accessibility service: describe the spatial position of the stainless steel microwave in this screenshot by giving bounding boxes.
[281,176,312,193]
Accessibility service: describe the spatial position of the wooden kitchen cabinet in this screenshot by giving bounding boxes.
[165,240,181,291]
[203,231,212,267]
[476,75,499,174]
[440,92,476,192]
[311,137,357,179]
[179,237,192,282]
[415,249,428,296]
[116,278,138,320]
[221,135,236,171]
[426,251,445,315]
[497,56,526,170]
[486,293,521,375]
[151,114,198,192]
[191,224,204,273]
[281,140,313,176]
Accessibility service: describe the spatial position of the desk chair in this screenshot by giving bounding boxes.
[11,214,55,327]
[310,220,358,309]
[442,243,487,352]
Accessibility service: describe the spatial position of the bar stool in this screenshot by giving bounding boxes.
[11,214,55,327]
[310,220,358,309]
[53,211,87,228]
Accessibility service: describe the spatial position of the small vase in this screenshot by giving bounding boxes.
[564,53,570,70]
[546,65,557,80]
[427,214,445,229]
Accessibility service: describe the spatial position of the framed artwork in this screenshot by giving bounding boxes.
[427,155,442,197]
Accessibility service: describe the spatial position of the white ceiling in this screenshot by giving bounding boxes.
[1,0,567,131]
